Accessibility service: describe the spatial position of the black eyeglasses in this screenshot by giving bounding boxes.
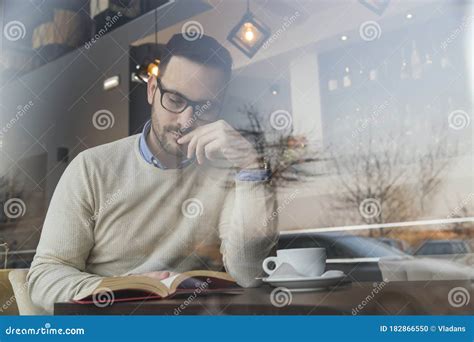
[155,79,219,122]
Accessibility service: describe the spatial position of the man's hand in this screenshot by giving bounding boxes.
[136,271,178,280]
[177,120,259,169]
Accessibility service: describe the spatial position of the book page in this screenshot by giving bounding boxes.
[161,273,181,289]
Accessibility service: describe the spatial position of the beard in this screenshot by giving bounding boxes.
[150,105,188,158]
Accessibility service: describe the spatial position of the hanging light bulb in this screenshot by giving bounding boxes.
[227,0,271,58]
[147,59,160,78]
[243,23,255,42]
[133,58,160,84]
[131,11,162,84]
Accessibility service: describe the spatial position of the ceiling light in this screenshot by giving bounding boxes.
[243,23,256,42]
[147,60,160,78]
[227,0,271,58]
[134,59,160,83]
[270,84,279,95]
[132,11,162,84]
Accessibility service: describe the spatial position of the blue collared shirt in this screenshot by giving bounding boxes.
[139,120,269,181]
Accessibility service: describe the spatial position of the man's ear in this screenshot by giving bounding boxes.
[147,76,157,105]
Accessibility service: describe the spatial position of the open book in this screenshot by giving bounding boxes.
[73,270,241,304]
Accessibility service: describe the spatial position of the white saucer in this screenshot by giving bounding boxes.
[262,270,349,289]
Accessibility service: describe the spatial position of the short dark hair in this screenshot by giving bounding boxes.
[160,34,233,80]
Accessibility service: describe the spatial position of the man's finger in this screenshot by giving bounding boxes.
[187,130,219,159]
[178,121,219,144]
[195,133,220,164]
[204,139,223,161]
[187,134,198,159]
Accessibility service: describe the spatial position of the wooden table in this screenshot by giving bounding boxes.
[54,280,473,315]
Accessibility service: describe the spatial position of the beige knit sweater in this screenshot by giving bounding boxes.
[27,134,277,314]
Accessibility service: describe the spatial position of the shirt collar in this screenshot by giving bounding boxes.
[139,120,194,169]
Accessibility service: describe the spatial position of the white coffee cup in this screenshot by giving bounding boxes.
[262,248,326,277]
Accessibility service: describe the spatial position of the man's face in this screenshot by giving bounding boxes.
[147,56,227,157]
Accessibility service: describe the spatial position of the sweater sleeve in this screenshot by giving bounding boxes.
[27,152,103,314]
[218,179,278,287]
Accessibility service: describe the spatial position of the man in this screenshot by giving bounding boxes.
[27,34,277,314]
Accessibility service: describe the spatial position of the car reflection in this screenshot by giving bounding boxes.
[377,237,410,253]
[413,239,474,266]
